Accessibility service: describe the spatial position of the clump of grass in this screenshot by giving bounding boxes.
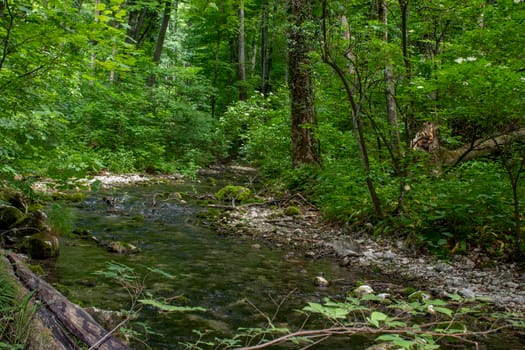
[46,202,77,236]
[0,260,36,348]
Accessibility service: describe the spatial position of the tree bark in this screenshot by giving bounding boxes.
[6,253,131,350]
[260,0,269,95]
[0,0,14,73]
[288,0,321,168]
[148,0,172,86]
[238,0,247,100]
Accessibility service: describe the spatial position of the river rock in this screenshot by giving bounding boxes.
[354,285,374,297]
[314,276,329,287]
[23,232,60,259]
[12,210,52,233]
[107,241,139,255]
[459,288,476,299]
[0,205,25,230]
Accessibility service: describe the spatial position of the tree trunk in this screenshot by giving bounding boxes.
[380,0,405,213]
[0,0,14,72]
[379,0,401,169]
[6,253,132,350]
[148,0,172,86]
[211,29,222,118]
[238,0,247,100]
[288,0,321,168]
[260,0,269,95]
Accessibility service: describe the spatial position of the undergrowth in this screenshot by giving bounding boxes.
[0,259,35,349]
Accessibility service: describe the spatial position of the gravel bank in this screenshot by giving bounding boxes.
[214,203,525,312]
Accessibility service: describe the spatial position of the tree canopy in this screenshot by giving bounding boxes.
[1,0,524,256]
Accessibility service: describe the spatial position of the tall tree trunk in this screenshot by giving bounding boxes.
[260,0,269,95]
[379,0,407,214]
[238,0,247,100]
[379,0,401,167]
[211,29,222,118]
[0,0,14,73]
[398,0,411,78]
[148,0,172,86]
[288,0,321,168]
[260,0,276,96]
[89,0,100,85]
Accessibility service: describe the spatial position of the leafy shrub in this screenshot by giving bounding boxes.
[395,161,514,255]
[220,90,290,176]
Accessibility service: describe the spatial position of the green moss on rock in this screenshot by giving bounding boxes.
[284,206,301,216]
[215,185,252,204]
[22,233,59,259]
[0,206,25,230]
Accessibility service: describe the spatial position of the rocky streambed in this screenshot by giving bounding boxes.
[73,171,525,312]
[212,201,525,312]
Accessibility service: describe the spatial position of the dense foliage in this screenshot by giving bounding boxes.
[1,0,524,257]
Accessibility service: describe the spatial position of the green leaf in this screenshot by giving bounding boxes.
[433,306,453,317]
[369,311,388,328]
[146,266,175,279]
[376,334,414,349]
[302,302,349,319]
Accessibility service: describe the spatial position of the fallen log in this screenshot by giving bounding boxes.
[6,252,132,350]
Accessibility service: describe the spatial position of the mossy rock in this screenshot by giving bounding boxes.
[215,185,252,203]
[0,205,25,230]
[10,210,51,233]
[22,232,60,259]
[0,189,27,210]
[283,206,301,216]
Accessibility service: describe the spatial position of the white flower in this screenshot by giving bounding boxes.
[466,56,477,62]
[454,57,465,64]
[417,85,424,89]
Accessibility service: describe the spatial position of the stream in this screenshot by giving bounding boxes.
[41,180,524,350]
[42,181,369,349]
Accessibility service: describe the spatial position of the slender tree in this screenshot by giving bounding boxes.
[148,0,173,86]
[320,0,383,217]
[238,0,247,100]
[287,0,321,168]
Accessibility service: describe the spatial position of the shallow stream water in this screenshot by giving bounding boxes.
[43,181,372,349]
[42,180,524,349]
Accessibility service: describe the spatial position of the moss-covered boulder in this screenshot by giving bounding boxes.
[22,232,60,259]
[0,205,25,230]
[283,206,301,217]
[10,210,51,233]
[215,185,253,205]
[0,189,27,211]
